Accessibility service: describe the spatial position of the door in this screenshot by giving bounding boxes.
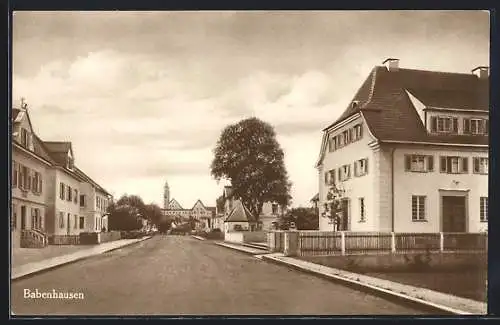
[20,206,26,230]
[339,199,350,231]
[442,196,467,232]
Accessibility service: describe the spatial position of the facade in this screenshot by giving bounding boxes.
[217,185,285,231]
[11,103,112,248]
[316,59,489,233]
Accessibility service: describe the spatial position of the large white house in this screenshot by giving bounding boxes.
[11,102,112,248]
[316,59,488,233]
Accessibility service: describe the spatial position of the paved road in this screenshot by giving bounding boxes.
[12,236,429,315]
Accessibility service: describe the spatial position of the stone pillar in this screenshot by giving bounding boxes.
[391,232,396,253]
[268,231,278,253]
[340,231,346,256]
[439,232,444,252]
[283,231,299,257]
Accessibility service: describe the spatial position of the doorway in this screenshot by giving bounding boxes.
[442,196,467,232]
[339,199,350,231]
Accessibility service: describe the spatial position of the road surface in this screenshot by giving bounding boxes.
[11,236,429,315]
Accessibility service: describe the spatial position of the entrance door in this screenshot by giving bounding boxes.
[442,196,467,232]
[20,206,26,230]
[339,199,350,231]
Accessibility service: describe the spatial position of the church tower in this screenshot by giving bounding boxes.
[163,181,170,210]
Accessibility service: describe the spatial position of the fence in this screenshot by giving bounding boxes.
[268,231,488,257]
[49,235,80,245]
[225,231,268,244]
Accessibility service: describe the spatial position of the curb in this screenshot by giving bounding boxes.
[214,242,267,255]
[12,236,153,281]
[261,255,476,315]
[191,235,206,241]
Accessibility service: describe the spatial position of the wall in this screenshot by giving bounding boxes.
[393,147,488,233]
[318,116,376,232]
[53,169,82,236]
[224,231,244,243]
[224,221,251,232]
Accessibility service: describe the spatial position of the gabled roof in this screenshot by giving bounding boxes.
[322,64,489,146]
[168,198,184,210]
[224,201,256,223]
[73,167,112,196]
[43,141,73,166]
[190,199,207,210]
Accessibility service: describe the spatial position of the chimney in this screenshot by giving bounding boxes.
[472,66,489,79]
[382,58,400,72]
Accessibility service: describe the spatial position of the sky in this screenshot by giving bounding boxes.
[12,10,489,209]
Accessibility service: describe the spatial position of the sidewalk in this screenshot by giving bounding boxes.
[11,236,152,280]
[215,242,486,315]
[262,253,486,315]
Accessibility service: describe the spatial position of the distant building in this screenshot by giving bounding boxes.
[161,180,215,230]
[316,59,488,233]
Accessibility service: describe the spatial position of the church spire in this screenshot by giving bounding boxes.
[163,180,170,210]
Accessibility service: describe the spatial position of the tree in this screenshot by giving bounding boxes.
[216,195,225,214]
[289,207,319,230]
[211,117,292,220]
[108,194,146,231]
[321,184,345,231]
[145,203,163,226]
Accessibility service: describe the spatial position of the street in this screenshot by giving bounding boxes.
[12,236,429,315]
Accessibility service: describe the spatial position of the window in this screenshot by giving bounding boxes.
[353,124,363,141]
[464,118,488,135]
[342,130,350,145]
[12,161,18,188]
[354,158,368,177]
[97,197,100,209]
[31,171,42,194]
[272,204,278,215]
[80,195,86,207]
[325,169,336,185]
[11,204,17,229]
[440,156,468,174]
[473,157,488,174]
[21,128,29,147]
[74,189,78,204]
[359,198,365,222]
[59,212,65,228]
[480,197,488,222]
[328,136,337,152]
[79,216,85,229]
[26,169,32,191]
[60,183,65,200]
[74,215,78,229]
[67,186,72,201]
[404,155,434,173]
[338,164,351,181]
[411,196,426,221]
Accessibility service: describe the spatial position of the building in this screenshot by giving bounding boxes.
[223,200,257,232]
[316,59,488,233]
[216,185,285,231]
[161,180,215,230]
[11,101,112,248]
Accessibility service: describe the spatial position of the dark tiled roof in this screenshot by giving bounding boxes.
[12,109,21,121]
[43,141,72,166]
[224,201,256,223]
[73,167,112,196]
[326,66,489,145]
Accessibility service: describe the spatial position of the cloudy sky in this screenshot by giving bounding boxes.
[12,10,489,209]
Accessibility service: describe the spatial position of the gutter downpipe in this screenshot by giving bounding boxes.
[391,146,396,232]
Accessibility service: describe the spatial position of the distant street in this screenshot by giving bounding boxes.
[12,236,429,315]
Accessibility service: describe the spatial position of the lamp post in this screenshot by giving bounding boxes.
[321,183,346,232]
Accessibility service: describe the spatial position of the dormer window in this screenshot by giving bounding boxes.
[431,116,458,134]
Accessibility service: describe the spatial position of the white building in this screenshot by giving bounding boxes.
[316,59,488,233]
[11,102,112,248]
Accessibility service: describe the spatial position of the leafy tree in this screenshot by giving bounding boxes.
[321,185,345,231]
[145,203,163,226]
[288,207,319,230]
[108,194,146,231]
[211,117,292,220]
[216,195,225,214]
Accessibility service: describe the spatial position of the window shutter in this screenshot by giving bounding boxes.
[365,159,368,174]
[452,118,458,133]
[324,172,328,184]
[463,118,470,134]
[431,117,437,132]
[473,157,480,173]
[26,170,31,190]
[354,161,358,177]
[348,129,353,144]
[39,179,43,193]
[359,125,363,139]
[440,157,447,173]
[462,157,469,173]
[338,168,342,181]
[331,169,336,184]
[427,156,434,172]
[405,155,411,171]
[484,120,489,135]
[12,162,17,188]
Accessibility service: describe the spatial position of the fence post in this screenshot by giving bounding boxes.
[283,231,299,257]
[341,231,346,256]
[268,231,277,253]
[391,232,396,253]
[440,232,444,252]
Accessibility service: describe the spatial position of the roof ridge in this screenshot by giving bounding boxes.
[362,67,378,109]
